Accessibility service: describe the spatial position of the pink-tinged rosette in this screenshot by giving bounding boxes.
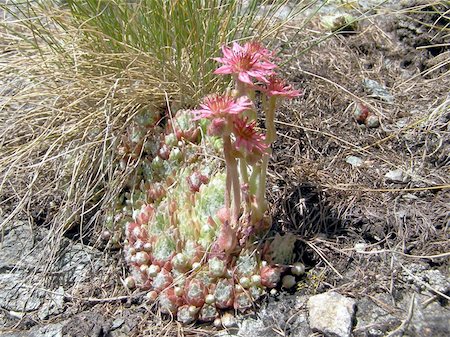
[136,204,154,226]
[199,304,218,322]
[152,268,174,292]
[186,171,209,193]
[177,305,199,324]
[260,265,282,288]
[212,279,235,309]
[184,279,207,307]
[159,288,184,314]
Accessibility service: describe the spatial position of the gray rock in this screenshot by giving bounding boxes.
[37,287,65,320]
[401,263,450,295]
[216,294,311,337]
[0,322,64,337]
[0,272,45,312]
[0,221,106,330]
[363,79,394,103]
[354,294,401,337]
[402,293,450,337]
[308,291,356,337]
[0,222,34,270]
[346,156,363,167]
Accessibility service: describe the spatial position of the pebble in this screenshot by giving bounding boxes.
[385,169,410,183]
[308,292,356,337]
[346,156,363,167]
[363,79,394,103]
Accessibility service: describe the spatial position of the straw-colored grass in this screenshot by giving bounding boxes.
[0,0,323,252]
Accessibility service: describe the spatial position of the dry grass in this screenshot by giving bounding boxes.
[0,0,311,249]
[264,2,449,295]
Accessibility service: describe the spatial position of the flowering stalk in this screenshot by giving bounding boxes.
[195,41,301,228]
[222,134,240,225]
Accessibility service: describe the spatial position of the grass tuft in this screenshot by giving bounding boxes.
[0,0,316,255]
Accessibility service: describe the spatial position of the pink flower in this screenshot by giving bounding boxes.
[263,76,302,98]
[244,41,275,60]
[193,94,253,120]
[214,42,277,85]
[232,117,268,155]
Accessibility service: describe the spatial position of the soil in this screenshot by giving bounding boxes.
[1,1,449,336]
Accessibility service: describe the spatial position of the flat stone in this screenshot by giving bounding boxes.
[363,79,394,103]
[346,156,363,167]
[385,169,410,183]
[308,291,356,337]
[0,321,65,337]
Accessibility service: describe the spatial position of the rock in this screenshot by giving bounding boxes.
[401,263,450,295]
[37,287,65,320]
[346,156,363,167]
[308,291,356,337]
[354,294,401,337]
[0,221,106,330]
[217,294,311,337]
[402,293,450,337]
[0,272,45,312]
[363,79,394,103]
[385,169,410,183]
[0,322,65,337]
[354,242,367,253]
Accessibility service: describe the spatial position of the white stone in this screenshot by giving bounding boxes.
[345,156,363,167]
[308,291,356,337]
[385,169,410,183]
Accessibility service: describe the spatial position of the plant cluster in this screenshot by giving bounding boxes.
[118,42,301,324]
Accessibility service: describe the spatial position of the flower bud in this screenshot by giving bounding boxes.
[240,277,250,289]
[124,276,136,289]
[135,251,151,266]
[291,262,305,276]
[282,275,296,289]
[205,294,215,305]
[250,274,261,286]
[174,286,184,297]
[147,264,161,277]
[146,290,158,301]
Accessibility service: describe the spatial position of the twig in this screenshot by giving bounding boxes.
[304,239,343,279]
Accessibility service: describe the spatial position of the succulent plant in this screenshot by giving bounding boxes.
[112,42,303,325]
